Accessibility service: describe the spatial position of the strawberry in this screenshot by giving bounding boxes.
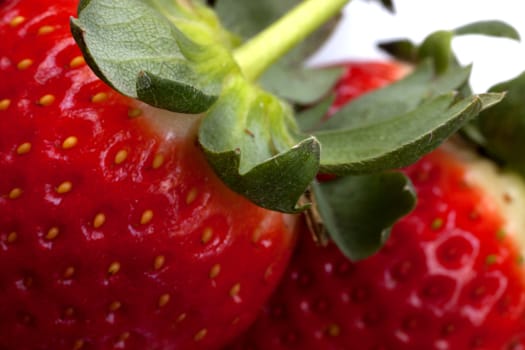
[327,60,408,116]
[227,63,525,350]
[0,1,299,349]
[0,0,509,348]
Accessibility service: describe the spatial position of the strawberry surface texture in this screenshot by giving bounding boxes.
[227,62,525,350]
[0,1,298,349]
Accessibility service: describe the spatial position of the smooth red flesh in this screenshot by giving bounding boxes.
[327,61,406,116]
[0,1,297,349]
[228,62,525,350]
[229,147,525,350]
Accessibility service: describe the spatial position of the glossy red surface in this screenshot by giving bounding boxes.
[0,1,297,349]
[229,148,525,350]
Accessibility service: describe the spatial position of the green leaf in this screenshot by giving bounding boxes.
[314,91,504,174]
[215,0,342,104]
[380,20,520,72]
[313,172,415,261]
[476,71,525,174]
[317,62,472,131]
[259,65,343,105]
[378,39,418,63]
[71,0,238,114]
[454,20,521,41]
[199,75,320,213]
[296,94,335,132]
[418,30,453,74]
[294,63,504,176]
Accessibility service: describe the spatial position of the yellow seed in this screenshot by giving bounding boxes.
[209,264,221,279]
[10,16,25,27]
[7,232,18,243]
[72,339,84,350]
[46,227,59,240]
[56,181,73,194]
[230,283,241,297]
[176,313,187,323]
[38,94,55,106]
[64,307,75,317]
[63,266,75,279]
[128,107,142,118]
[109,300,122,312]
[186,188,198,205]
[327,323,341,337]
[9,188,22,199]
[38,25,55,35]
[17,59,33,70]
[154,255,165,270]
[201,228,213,244]
[16,142,31,155]
[93,213,106,228]
[152,154,164,169]
[140,210,153,225]
[91,92,108,103]
[119,332,130,341]
[194,328,207,342]
[114,149,128,164]
[108,261,121,275]
[23,276,33,288]
[264,265,274,281]
[158,293,170,308]
[252,228,263,244]
[62,136,78,150]
[0,99,11,110]
[69,56,85,68]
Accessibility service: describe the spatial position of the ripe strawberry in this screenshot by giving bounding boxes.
[0,1,298,349]
[327,60,407,116]
[227,63,525,350]
[229,142,525,350]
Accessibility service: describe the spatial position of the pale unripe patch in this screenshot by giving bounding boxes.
[445,139,525,253]
[138,102,203,143]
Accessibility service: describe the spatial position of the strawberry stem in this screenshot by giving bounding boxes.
[233,0,350,81]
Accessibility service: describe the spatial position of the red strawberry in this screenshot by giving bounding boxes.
[227,63,525,350]
[229,141,525,350]
[327,60,408,116]
[0,1,298,349]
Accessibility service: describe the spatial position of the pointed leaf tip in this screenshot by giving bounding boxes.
[313,172,416,261]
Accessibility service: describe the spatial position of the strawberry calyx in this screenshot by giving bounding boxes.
[469,71,525,177]
[72,0,507,255]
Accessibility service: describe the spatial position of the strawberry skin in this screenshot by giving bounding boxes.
[229,144,525,350]
[0,1,297,349]
[228,62,525,350]
[327,60,407,116]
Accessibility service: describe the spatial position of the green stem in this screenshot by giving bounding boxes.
[233,0,350,81]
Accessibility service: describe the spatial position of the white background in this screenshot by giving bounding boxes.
[310,0,525,92]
